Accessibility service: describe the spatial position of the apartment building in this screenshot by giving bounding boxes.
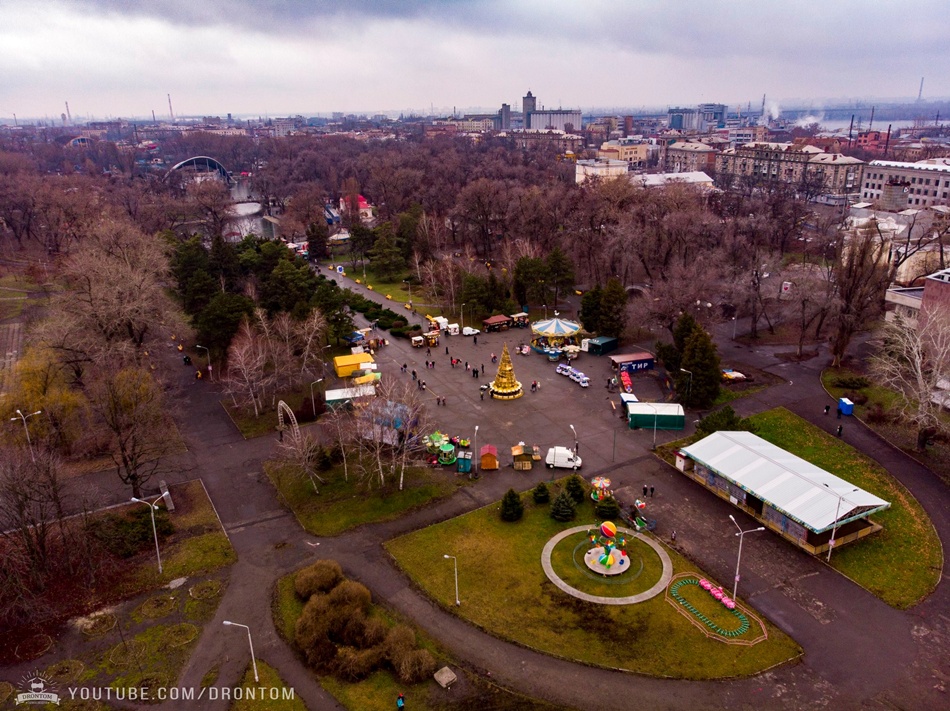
[860,159,950,209]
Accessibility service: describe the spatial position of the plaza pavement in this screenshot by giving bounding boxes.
[14,281,948,710]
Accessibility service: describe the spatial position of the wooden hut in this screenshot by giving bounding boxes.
[480,445,499,471]
[511,443,533,471]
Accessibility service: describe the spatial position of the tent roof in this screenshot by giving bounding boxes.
[680,432,890,533]
[531,317,581,337]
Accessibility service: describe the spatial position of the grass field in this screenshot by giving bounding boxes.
[266,460,466,537]
[385,486,801,679]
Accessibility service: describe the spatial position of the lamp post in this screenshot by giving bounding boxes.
[679,368,693,402]
[196,345,211,380]
[732,316,738,340]
[473,425,479,477]
[641,402,659,450]
[131,494,165,574]
[460,302,466,329]
[11,409,41,463]
[310,378,324,419]
[543,303,548,320]
[823,485,858,562]
[443,554,460,606]
[570,424,577,455]
[729,514,764,601]
[222,621,259,682]
[403,279,411,306]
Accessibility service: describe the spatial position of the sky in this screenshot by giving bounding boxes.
[1,0,948,121]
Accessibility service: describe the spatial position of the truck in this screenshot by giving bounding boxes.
[545,446,582,470]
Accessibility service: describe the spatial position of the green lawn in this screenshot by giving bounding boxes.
[549,531,664,598]
[749,408,942,609]
[385,488,801,679]
[231,661,306,711]
[266,461,466,537]
[823,367,950,483]
[223,391,310,439]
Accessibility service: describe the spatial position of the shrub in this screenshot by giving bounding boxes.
[90,507,173,559]
[295,560,344,600]
[844,391,869,406]
[866,402,891,424]
[359,617,389,649]
[383,624,416,662]
[500,488,524,522]
[532,482,550,504]
[389,327,408,338]
[316,446,335,471]
[335,646,384,682]
[695,405,756,438]
[550,490,577,522]
[295,595,332,651]
[328,580,372,614]
[595,496,621,519]
[393,647,437,685]
[834,375,870,390]
[565,474,587,504]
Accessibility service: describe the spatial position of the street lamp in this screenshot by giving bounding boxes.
[732,316,738,340]
[823,485,858,562]
[310,379,324,419]
[641,402,659,450]
[570,424,577,455]
[196,345,211,380]
[11,409,41,463]
[222,621,259,682]
[131,494,165,574]
[403,279,411,306]
[542,303,548,320]
[443,554,460,606]
[729,514,765,601]
[460,302,466,329]
[473,425,479,477]
[679,368,693,402]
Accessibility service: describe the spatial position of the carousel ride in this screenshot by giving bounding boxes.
[583,521,630,577]
[529,316,581,359]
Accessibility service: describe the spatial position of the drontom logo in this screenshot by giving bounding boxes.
[16,670,60,706]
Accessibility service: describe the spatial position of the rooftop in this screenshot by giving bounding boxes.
[680,431,890,533]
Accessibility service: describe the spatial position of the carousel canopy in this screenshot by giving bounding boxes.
[531,317,581,337]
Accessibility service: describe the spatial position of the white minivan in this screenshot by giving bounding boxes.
[545,446,582,470]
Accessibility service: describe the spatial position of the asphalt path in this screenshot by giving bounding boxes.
[25,275,948,710]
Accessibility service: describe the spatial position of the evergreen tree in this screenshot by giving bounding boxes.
[565,474,587,504]
[532,481,550,504]
[368,225,405,281]
[550,490,577,522]
[513,256,547,308]
[500,488,524,522]
[695,406,756,438]
[657,312,700,374]
[194,292,254,357]
[595,496,621,520]
[545,247,575,307]
[580,285,603,333]
[306,221,330,262]
[680,328,721,408]
[209,234,241,290]
[597,278,628,338]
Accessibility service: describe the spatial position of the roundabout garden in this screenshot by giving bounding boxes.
[385,480,802,679]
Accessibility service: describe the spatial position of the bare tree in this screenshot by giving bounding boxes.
[90,367,177,498]
[870,308,950,450]
[224,320,271,417]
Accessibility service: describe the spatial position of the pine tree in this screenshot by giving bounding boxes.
[532,481,550,504]
[550,490,577,522]
[545,247,575,307]
[580,285,603,333]
[597,278,628,338]
[565,474,587,504]
[500,488,524,522]
[680,328,721,408]
[595,496,621,520]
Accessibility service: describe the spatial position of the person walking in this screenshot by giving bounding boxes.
[836,425,843,437]
[480,390,484,401]
[426,347,431,357]
[649,485,655,497]
[642,484,648,497]
[824,405,831,415]
[465,361,470,371]
[473,335,478,346]
[411,370,417,381]
[445,346,449,355]
[396,692,405,709]
[481,364,485,374]
[671,530,676,542]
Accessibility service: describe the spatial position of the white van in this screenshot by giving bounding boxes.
[545,446,582,470]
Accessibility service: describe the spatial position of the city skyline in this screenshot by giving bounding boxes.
[2,0,948,121]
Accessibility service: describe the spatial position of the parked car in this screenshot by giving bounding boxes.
[545,446,582,470]
[462,327,480,336]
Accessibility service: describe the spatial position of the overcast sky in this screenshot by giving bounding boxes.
[1,0,947,121]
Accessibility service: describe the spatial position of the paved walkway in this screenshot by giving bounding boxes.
[19,286,947,710]
[541,526,673,605]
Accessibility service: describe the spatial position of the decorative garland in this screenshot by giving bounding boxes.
[668,577,750,638]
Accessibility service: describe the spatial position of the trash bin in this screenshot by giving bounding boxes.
[838,397,854,416]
